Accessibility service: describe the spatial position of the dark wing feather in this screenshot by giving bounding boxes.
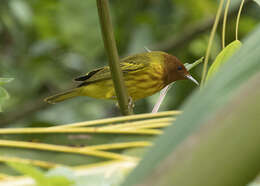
[76,53,150,87]
[74,68,103,81]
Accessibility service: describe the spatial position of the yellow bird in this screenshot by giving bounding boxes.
[45,51,198,104]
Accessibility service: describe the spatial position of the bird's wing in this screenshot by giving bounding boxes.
[75,54,150,86]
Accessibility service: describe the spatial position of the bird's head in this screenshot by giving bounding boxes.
[164,54,199,85]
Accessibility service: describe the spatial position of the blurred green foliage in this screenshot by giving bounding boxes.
[8,162,126,186]
[0,0,259,126]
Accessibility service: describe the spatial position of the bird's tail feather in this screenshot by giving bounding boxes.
[44,88,80,104]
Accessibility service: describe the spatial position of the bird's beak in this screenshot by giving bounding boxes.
[185,74,199,86]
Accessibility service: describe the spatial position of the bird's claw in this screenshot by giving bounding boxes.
[128,97,135,110]
[115,97,134,111]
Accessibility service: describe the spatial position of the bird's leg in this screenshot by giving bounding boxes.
[128,96,135,110]
[114,96,134,111]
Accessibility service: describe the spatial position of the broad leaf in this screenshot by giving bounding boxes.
[122,24,260,186]
[206,40,242,81]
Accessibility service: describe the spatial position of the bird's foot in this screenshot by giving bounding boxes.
[128,96,135,110]
[114,96,134,111]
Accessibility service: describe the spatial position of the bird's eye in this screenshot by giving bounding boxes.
[177,66,182,71]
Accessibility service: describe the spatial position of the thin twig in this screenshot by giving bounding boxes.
[152,85,171,113]
[96,0,132,115]
[222,0,231,49]
[236,0,245,40]
[201,0,225,86]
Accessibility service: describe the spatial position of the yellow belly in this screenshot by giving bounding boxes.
[79,65,166,101]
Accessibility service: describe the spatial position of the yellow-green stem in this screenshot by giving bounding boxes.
[222,0,231,49]
[236,0,245,40]
[52,110,181,128]
[100,117,173,129]
[96,0,132,115]
[85,141,152,151]
[0,140,137,161]
[122,123,171,130]
[0,127,162,135]
[201,0,225,86]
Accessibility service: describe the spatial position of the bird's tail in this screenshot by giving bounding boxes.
[44,88,81,104]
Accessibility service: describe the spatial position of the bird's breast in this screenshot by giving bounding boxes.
[124,64,166,100]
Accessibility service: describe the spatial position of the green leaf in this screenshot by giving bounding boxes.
[7,162,47,184]
[206,40,242,81]
[0,78,14,85]
[254,0,260,6]
[6,162,128,186]
[46,163,130,186]
[45,176,73,186]
[7,163,73,186]
[122,24,260,186]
